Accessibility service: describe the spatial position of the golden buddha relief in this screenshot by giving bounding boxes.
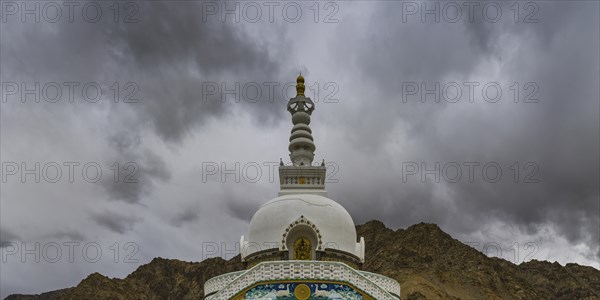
[294,237,311,260]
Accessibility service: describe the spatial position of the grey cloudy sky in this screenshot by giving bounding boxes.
[1,0,599,298]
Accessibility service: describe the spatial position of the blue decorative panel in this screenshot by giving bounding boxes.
[244,282,364,300]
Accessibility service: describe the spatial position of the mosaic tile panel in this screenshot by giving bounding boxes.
[245,282,364,300]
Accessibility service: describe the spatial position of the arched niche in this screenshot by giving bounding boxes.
[281,216,322,260]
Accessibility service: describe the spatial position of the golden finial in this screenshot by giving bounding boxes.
[296,73,305,96]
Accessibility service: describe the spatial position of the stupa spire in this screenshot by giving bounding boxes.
[287,74,315,166]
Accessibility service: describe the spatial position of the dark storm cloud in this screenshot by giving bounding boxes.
[222,186,264,222]
[107,1,291,142]
[48,230,86,242]
[2,1,294,207]
[92,210,139,234]
[0,228,20,247]
[102,135,171,203]
[171,209,199,228]
[2,1,291,144]
[331,1,599,260]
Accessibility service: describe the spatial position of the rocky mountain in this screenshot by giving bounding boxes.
[6,221,600,299]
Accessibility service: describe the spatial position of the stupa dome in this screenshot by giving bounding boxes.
[243,193,363,260]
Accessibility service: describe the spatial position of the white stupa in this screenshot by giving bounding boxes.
[204,75,400,300]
